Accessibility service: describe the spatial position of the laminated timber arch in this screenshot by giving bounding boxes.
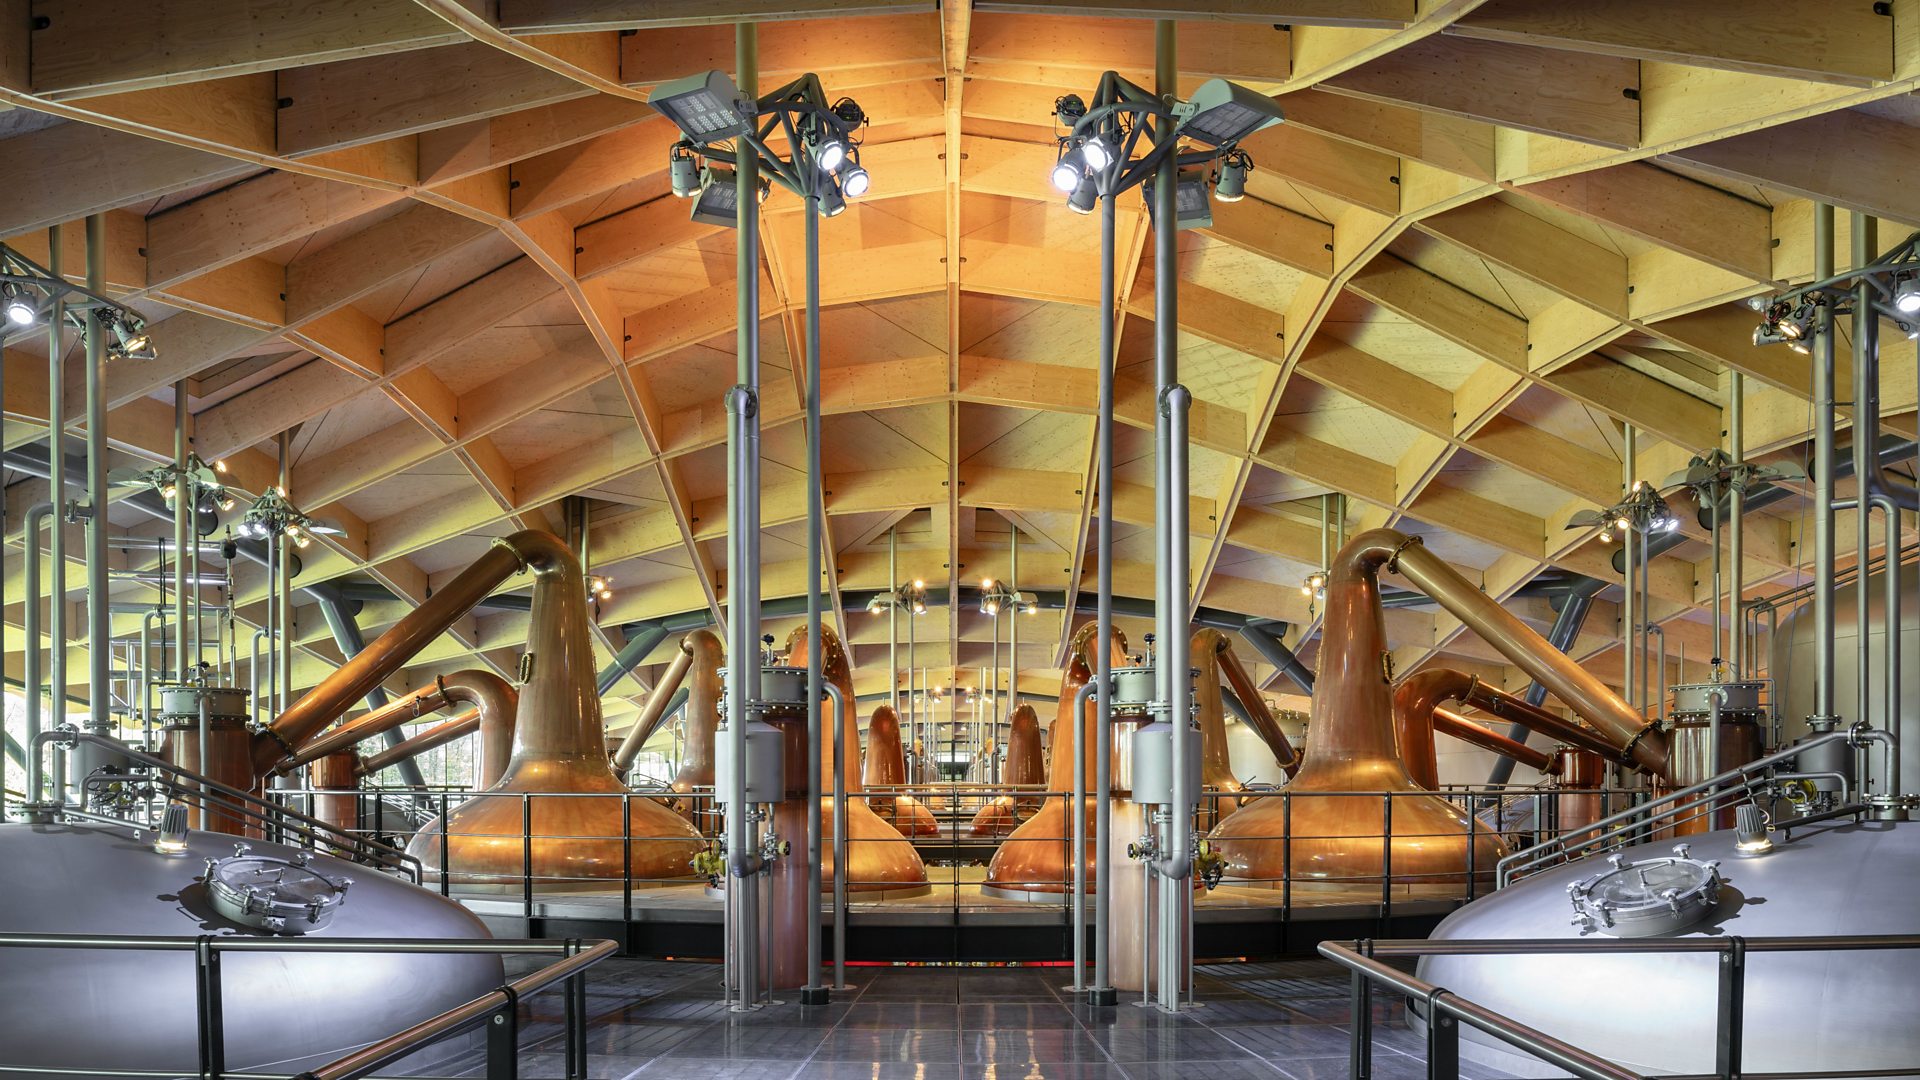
[3,0,1918,736]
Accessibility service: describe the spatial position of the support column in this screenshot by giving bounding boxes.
[1812,204,1837,724]
[84,215,110,746]
[801,174,828,1002]
[723,20,766,1014]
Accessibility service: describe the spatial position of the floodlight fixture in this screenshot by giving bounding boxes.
[690,165,743,227]
[809,130,847,172]
[1214,149,1252,203]
[819,183,847,218]
[1051,152,1084,194]
[1173,78,1286,148]
[1067,173,1098,215]
[1081,134,1112,171]
[1895,273,1920,314]
[669,142,701,197]
[106,314,152,360]
[648,69,754,141]
[1145,167,1214,230]
[2,284,33,327]
[840,162,871,198]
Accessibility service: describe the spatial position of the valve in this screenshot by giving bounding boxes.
[1194,838,1227,892]
[1126,834,1158,861]
[690,841,727,885]
[761,832,791,860]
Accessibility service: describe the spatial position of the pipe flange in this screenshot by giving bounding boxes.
[488,535,531,575]
[1384,533,1425,575]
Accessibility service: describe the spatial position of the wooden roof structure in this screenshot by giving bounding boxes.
[3,0,1917,737]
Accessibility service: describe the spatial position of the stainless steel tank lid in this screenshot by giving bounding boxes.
[202,842,352,935]
[1567,844,1721,937]
[1669,679,1767,717]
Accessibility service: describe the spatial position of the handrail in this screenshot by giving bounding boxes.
[0,935,612,1080]
[297,938,615,1080]
[1497,726,1896,885]
[1324,935,1920,1080]
[1320,940,1643,1080]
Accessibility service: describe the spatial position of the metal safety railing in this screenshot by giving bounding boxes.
[1497,726,1896,886]
[22,729,422,881]
[0,933,614,1080]
[1323,934,1920,1080]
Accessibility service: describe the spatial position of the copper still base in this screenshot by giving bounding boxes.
[1209,775,1508,888]
[872,794,940,837]
[406,760,704,889]
[1553,746,1607,837]
[1656,719,1765,835]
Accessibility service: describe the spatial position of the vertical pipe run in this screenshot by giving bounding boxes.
[1621,426,1636,713]
[1009,525,1019,786]
[24,502,54,801]
[826,681,849,990]
[803,185,826,998]
[84,215,109,746]
[1812,203,1837,724]
[889,529,899,712]
[48,225,67,762]
[172,383,189,686]
[1150,18,1192,1014]
[1070,680,1095,991]
[1728,372,1746,678]
[1852,212,1876,784]
[1092,186,1117,1004]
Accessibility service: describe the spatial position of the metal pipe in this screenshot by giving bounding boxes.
[1621,425,1635,713]
[725,20,763,1015]
[803,181,826,1000]
[1092,184,1118,1005]
[23,501,54,802]
[140,610,163,743]
[889,527,898,712]
[1431,710,1556,773]
[250,627,270,726]
[1813,203,1838,724]
[270,671,515,774]
[357,709,490,783]
[613,637,695,772]
[83,214,109,749]
[1213,634,1300,773]
[170,381,188,685]
[47,226,67,769]
[1729,371,1747,677]
[1853,213,1877,771]
[1148,18,1187,1014]
[826,679,849,990]
[1070,679,1095,991]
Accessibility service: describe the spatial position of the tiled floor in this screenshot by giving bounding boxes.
[446,955,1524,1080]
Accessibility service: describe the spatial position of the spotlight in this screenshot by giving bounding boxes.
[1598,529,1613,543]
[1025,602,1038,615]
[2,285,34,327]
[689,165,743,227]
[1081,135,1111,172]
[648,69,754,140]
[1173,78,1287,147]
[818,183,847,218]
[810,131,846,172]
[1614,516,1631,532]
[669,142,701,198]
[1051,152,1084,194]
[217,496,236,512]
[152,800,190,855]
[840,161,871,198]
[1053,94,1088,125]
[1896,274,1920,314]
[831,98,867,128]
[107,314,151,359]
[1144,167,1213,230]
[1067,174,1097,215]
[1214,149,1252,203]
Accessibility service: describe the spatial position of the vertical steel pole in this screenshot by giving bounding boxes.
[803,183,827,1002]
[827,682,849,989]
[723,22,764,1013]
[1811,204,1838,726]
[1621,425,1636,713]
[1152,19,1193,1014]
[47,226,68,748]
[172,383,190,687]
[84,215,110,749]
[1090,185,1120,1006]
[1728,372,1746,678]
[1007,524,1018,785]
[277,434,293,723]
[24,502,52,801]
[1851,212,1876,766]
[889,528,899,712]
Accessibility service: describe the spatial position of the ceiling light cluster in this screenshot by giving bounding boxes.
[652,70,873,226]
[867,578,930,617]
[1567,479,1679,545]
[978,577,1039,617]
[237,486,342,548]
[0,245,157,360]
[1299,571,1327,600]
[1047,77,1284,226]
[1748,295,1817,354]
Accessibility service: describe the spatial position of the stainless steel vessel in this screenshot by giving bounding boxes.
[1419,819,1920,1077]
[0,820,499,1078]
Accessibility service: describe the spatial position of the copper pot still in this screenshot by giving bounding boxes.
[402,534,704,889]
[865,705,939,837]
[1191,629,1247,829]
[969,703,1043,837]
[1210,532,1516,889]
[983,621,1127,898]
